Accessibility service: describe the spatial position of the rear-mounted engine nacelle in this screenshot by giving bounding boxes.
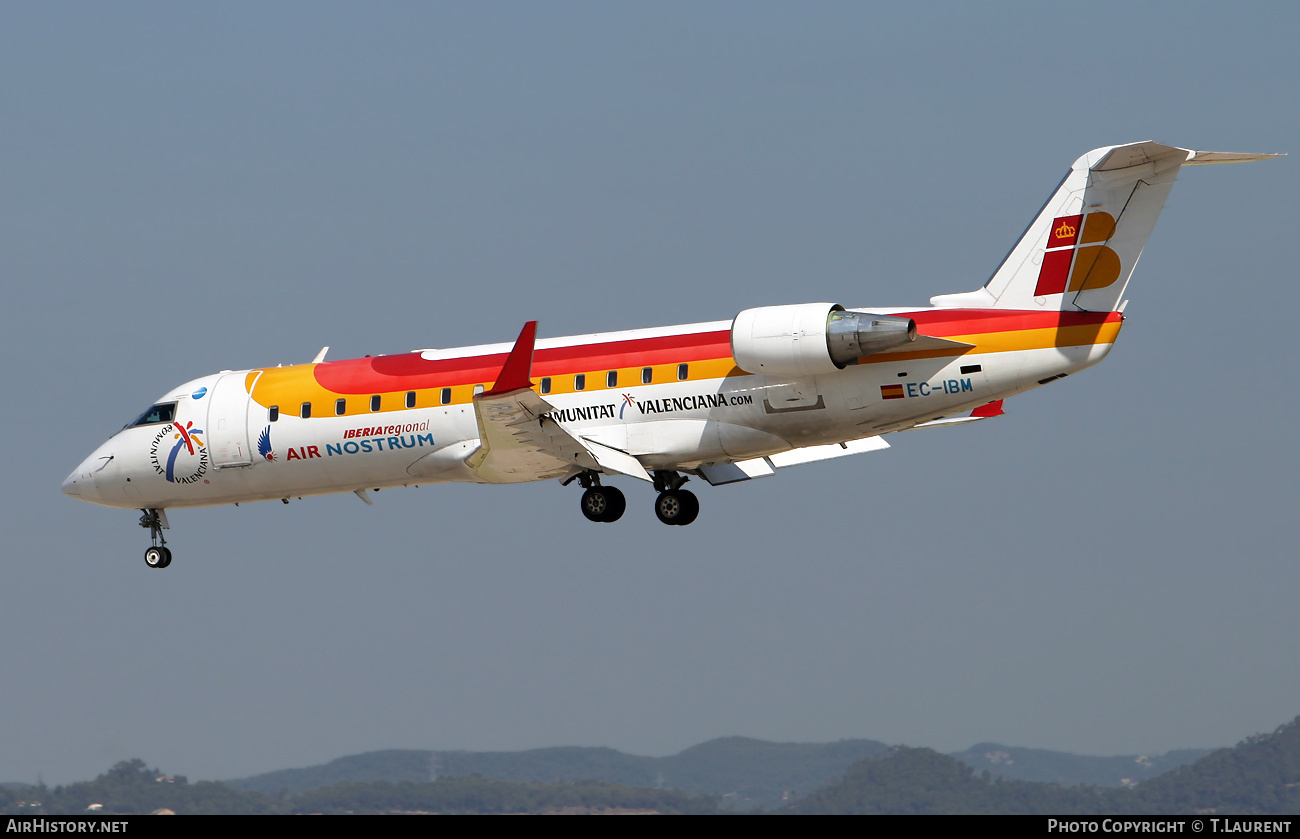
[731,302,916,377]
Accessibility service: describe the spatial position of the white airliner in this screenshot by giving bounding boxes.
[62,142,1277,568]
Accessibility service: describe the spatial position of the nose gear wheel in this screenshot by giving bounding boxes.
[144,546,172,568]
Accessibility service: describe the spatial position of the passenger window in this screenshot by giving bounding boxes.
[540,377,551,395]
[405,391,416,409]
[606,371,617,388]
[129,403,177,427]
[440,387,451,405]
[269,406,279,422]
[642,367,652,384]
[335,398,346,416]
[370,395,381,412]
[574,374,586,391]
[473,384,484,396]
[301,402,312,419]
[677,363,689,381]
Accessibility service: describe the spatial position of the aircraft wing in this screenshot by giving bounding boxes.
[696,398,1002,486]
[698,437,891,486]
[466,384,583,483]
[465,323,652,484]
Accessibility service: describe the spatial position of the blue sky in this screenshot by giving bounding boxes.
[2,3,1296,783]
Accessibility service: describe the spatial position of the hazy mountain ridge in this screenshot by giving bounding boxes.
[224,734,1212,808]
[788,717,1300,815]
[950,743,1215,787]
[226,737,891,810]
[6,717,1297,814]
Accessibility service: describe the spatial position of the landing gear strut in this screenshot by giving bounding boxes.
[139,508,172,568]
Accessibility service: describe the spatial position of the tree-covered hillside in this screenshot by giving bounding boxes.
[7,717,1298,814]
[228,737,890,810]
[0,759,715,815]
[788,718,1300,815]
[949,743,1213,787]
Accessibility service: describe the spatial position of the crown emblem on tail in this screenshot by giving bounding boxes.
[1055,221,1076,239]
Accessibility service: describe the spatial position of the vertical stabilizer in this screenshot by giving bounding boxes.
[931,142,1280,312]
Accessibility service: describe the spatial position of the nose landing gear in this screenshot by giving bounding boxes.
[139,508,172,568]
[144,545,172,568]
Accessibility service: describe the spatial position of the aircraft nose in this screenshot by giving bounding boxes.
[61,451,107,503]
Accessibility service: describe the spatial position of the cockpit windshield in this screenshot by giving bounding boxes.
[128,402,177,428]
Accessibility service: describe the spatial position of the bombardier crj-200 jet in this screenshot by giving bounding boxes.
[63,142,1277,568]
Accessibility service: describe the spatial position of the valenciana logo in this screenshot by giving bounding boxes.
[149,421,209,484]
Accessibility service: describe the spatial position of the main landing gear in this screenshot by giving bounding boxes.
[565,470,700,526]
[568,472,627,523]
[139,508,172,569]
[651,470,698,527]
[653,488,699,526]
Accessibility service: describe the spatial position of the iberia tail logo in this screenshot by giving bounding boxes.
[1034,212,1121,296]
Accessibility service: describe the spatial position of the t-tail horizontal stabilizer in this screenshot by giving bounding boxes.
[931,142,1282,313]
[911,399,1005,429]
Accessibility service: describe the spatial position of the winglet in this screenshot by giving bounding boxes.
[970,399,1005,418]
[481,321,538,397]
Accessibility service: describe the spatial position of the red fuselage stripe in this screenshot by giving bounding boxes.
[316,330,735,393]
[902,309,1121,336]
[308,310,1121,394]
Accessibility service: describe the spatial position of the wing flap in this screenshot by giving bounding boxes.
[700,437,891,486]
[579,438,653,482]
[698,458,776,486]
[768,436,890,467]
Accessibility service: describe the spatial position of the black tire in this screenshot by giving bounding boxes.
[674,490,699,526]
[600,486,626,523]
[581,487,613,523]
[145,546,168,568]
[655,489,700,526]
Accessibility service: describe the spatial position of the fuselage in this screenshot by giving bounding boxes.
[61,306,1122,511]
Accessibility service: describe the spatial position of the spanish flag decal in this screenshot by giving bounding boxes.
[880,384,905,400]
